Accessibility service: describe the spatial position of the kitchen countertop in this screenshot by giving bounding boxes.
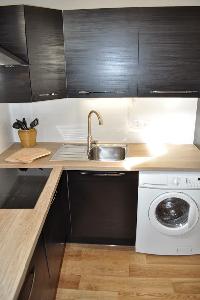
[1,142,200,300]
[1,142,200,170]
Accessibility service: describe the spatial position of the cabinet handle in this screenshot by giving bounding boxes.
[19,267,36,300]
[80,172,126,177]
[3,64,28,68]
[150,90,199,94]
[93,173,126,177]
[78,90,111,94]
[39,92,58,97]
[27,268,36,300]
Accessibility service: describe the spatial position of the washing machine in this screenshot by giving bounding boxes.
[136,171,200,255]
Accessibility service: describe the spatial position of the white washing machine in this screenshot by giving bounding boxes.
[136,171,200,255]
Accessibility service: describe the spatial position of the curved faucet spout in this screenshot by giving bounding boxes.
[88,110,103,125]
[87,110,103,156]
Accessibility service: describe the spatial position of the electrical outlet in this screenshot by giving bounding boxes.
[131,120,148,129]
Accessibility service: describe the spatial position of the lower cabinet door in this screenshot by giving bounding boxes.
[18,235,50,300]
[67,171,138,245]
[43,172,69,300]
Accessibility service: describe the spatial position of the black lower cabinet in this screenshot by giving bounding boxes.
[18,169,138,299]
[43,171,69,300]
[18,235,50,300]
[18,171,69,300]
[67,171,138,246]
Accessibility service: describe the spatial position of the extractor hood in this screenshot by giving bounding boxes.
[0,46,28,66]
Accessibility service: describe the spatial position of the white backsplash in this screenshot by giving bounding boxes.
[9,98,197,144]
[0,103,13,153]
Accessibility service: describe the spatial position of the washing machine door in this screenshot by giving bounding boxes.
[149,192,199,236]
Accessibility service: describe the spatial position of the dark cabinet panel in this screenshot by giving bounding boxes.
[63,9,139,97]
[0,6,30,103]
[138,32,200,97]
[67,171,138,245]
[18,236,50,300]
[64,6,200,98]
[138,7,200,33]
[43,172,69,300]
[138,7,200,97]
[25,6,66,101]
[0,6,28,62]
[0,65,31,103]
[0,5,66,103]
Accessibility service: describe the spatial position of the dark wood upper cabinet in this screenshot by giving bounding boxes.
[138,7,200,97]
[1,6,200,100]
[0,5,66,103]
[63,6,200,98]
[63,8,139,97]
[0,6,28,62]
[0,66,31,103]
[25,6,66,102]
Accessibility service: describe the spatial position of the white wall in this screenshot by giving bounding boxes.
[0,104,13,153]
[0,0,200,9]
[9,98,197,144]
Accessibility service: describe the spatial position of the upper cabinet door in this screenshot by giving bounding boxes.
[0,6,28,62]
[63,8,139,98]
[0,6,31,103]
[138,7,200,97]
[25,6,67,101]
[0,5,66,103]
[0,66,31,103]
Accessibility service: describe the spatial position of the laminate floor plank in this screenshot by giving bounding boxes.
[56,288,119,300]
[61,258,129,277]
[118,292,200,300]
[56,244,200,300]
[58,274,81,289]
[129,264,200,278]
[172,279,200,294]
[146,254,200,265]
[79,275,173,295]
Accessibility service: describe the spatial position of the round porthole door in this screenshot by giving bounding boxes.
[149,192,199,236]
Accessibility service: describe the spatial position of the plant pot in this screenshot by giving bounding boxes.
[18,128,37,148]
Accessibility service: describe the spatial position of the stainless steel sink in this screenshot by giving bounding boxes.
[88,144,126,161]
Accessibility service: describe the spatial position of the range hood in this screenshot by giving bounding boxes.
[0,46,28,66]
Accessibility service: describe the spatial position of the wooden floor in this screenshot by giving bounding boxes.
[56,244,200,300]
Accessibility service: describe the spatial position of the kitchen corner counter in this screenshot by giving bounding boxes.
[0,166,63,300]
[1,142,200,171]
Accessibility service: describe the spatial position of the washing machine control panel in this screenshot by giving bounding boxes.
[184,177,200,188]
[139,172,200,189]
[169,176,200,188]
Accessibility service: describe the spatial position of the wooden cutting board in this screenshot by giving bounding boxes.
[5,147,51,164]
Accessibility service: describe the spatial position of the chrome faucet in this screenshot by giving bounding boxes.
[87,110,103,156]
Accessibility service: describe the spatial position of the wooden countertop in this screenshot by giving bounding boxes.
[1,142,200,300]
[1,142,200,170]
